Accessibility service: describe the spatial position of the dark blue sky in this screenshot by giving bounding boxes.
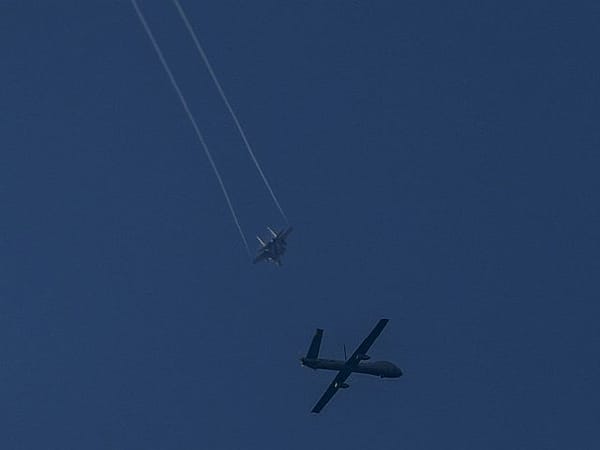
[2,1,599,448]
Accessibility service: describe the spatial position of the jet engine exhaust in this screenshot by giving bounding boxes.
[172,0,289,225]
[130,0,251,256]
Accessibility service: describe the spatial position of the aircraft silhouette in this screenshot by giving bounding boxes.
[253,226,293,266]
[301,319,402,413]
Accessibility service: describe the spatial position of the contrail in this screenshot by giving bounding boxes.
[172,0,289,225]
[131,0,251,256]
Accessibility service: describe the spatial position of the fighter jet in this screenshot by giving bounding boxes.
[301,319,403,413]
[253,226,293,266]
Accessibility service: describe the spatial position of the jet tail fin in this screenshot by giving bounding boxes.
[306,328,323,359]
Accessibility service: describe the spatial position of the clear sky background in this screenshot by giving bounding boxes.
[2,1,599,449]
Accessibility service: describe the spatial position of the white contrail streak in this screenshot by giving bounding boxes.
[172,0,290,225]
[131,0,251,256]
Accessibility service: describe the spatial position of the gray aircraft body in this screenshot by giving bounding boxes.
[253,226,292,266]
[301,319,402,413]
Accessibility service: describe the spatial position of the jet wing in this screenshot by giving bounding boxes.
[280,226,293,240]
[253,251,268,264]
[346,319,389,366]
[311,368,352,414]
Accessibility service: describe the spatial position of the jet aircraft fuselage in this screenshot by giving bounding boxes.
[253,226,293,266]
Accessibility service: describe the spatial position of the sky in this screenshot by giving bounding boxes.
[1,1,599,449]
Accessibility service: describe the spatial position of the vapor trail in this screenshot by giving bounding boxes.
[172,0,289,225]
[131,0,251,256]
